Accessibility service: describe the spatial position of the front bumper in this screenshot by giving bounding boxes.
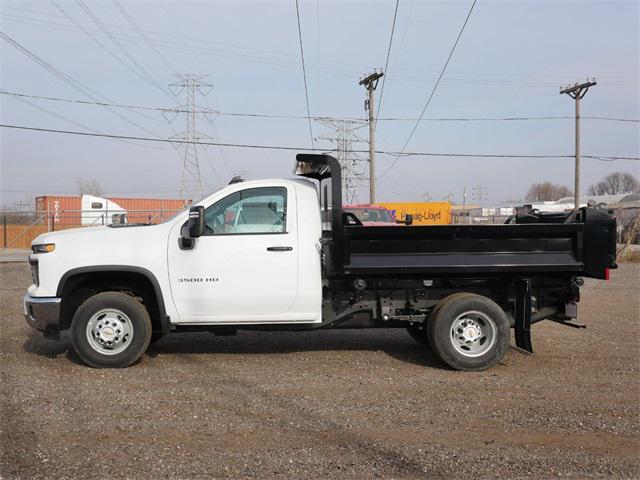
[24,294,62,339]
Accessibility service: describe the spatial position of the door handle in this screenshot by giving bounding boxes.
[267,246,293,252]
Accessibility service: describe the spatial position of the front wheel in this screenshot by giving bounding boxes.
[70,292,152,368]
[427,293,510,372]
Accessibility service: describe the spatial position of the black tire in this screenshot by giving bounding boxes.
[70,292,152,368]
[427,293,510,372]
[406,325,430,346]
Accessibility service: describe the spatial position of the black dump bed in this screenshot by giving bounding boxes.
[295,153,617,281]
[341,207,616,279]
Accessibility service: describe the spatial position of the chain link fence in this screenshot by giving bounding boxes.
[1,209,184,250]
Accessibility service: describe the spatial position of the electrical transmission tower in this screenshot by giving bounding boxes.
[471,185,488,205]
[167,74,218,199]
[315,118,368,204]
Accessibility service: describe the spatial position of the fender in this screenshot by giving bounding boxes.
[56,265,171,333]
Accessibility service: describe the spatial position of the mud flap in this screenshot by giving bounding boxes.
[514,278,533,353]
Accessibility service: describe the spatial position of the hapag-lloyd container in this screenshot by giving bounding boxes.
[377,202,452,225]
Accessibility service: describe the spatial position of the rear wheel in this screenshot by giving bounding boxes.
[427,293,510,371]
[70,292,152,368]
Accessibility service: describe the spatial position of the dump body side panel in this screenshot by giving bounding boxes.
[342,223,584,276]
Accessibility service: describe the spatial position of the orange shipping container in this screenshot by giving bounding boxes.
[35,196,81,226]
[35,196,189,226]
[377,202,452,225]
[107,197,189,224]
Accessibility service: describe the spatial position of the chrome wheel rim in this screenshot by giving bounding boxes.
[86,308,133,355]
[450,310,496,358]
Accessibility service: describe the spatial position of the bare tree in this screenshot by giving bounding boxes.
[525,182,573,202]
[76,178,105,197]
[587,172,639,196]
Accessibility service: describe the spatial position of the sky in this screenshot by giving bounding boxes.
[1,0,639,208]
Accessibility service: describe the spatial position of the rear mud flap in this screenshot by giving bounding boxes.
[515,279,533,353]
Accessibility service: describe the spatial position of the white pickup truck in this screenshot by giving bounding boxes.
[24,154,617,370]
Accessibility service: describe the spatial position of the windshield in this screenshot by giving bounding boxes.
[160,188,221,224]
[344,207,395,223]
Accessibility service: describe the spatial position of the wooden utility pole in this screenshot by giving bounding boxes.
[359,71,384,204]
[560,79,596,208]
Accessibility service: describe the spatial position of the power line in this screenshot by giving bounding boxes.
[380,0,478,179]
[0,32,164,138]
[376,0,400,121]
[584,116,640,123]
[294,0,315,149]
[4,90,638,123]
[2,123,638,161]
[210,123,236,177]
[75,0,174,100]
[390,0,414,73]
[4,8,639,89]
[4,5,639,84]
[49,0,170,111]
[5,89,164,151]
[112,0,179,76]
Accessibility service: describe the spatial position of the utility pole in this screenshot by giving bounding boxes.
[167,74,217,199]
[359,71,384,204]
[462,187,467,224]
[315,118,368,204]
[560,79,596,208]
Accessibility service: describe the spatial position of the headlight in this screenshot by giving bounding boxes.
[32,243,55,254]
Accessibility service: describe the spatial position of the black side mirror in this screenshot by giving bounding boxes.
[187,206,205,237]
[180,206,205,250]
[396,213,413,226]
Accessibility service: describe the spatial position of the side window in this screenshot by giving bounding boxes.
[203,187,287,235]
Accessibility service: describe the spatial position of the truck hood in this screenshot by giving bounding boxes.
[33,225,110,245]
[31,223,170,264]
[28,221,176,299]
[32,224,154,246]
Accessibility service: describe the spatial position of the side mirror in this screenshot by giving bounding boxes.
[187,206,205,237]
[180,206,205,250]
[112,213,126,225]
[397,214,413,226]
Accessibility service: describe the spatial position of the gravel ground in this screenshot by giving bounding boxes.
[1,262,638,479]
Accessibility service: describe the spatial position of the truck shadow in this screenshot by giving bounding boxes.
[147,329,446,369]
[22,331,86,365]
[22,329,446,369]
[22,331,70,359]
